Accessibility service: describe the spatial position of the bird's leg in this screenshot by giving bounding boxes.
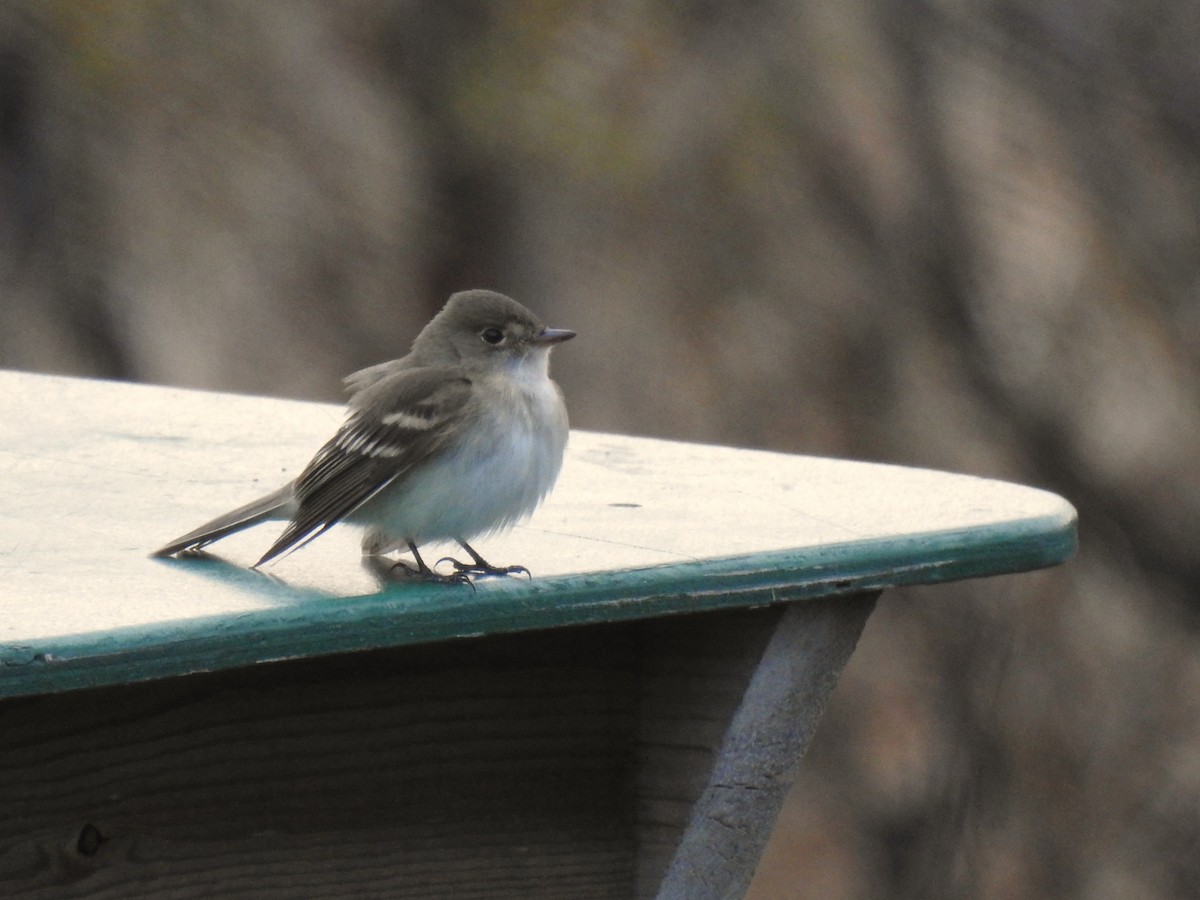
[437,540,531,580]
[391,541,473,587]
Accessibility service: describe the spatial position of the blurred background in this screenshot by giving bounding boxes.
[2,1,1198,897]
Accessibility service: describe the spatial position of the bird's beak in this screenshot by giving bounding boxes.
[535,327,576,345]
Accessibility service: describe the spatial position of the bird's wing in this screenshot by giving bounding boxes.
[343,357,407,395]
[255,366,474,566]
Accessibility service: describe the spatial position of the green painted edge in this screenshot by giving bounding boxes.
[0,510,1076,700]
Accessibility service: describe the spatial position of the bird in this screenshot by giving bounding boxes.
[154,289,575,583]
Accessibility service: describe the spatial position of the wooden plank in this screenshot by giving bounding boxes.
[0,607,807,899]
[0,624,642,898]
[0,371,1077,699]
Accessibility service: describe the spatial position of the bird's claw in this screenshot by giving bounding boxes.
[435,556,532,580]
[390,559,474,589]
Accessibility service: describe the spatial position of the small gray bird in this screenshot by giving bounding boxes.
[154,290,575,583]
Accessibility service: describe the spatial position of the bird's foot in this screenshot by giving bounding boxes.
[390,559,474,589]
[436,556,532,580]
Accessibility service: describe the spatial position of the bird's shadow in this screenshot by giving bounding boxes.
[150,549,491,606]
[150,550,345,606]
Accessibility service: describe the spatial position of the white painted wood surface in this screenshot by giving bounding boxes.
[0,370,1076,696]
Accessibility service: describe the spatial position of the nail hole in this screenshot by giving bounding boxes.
[77,823,106,857]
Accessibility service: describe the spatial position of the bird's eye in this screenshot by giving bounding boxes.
[480,327,505,345]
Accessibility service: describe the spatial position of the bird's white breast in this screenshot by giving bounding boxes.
[357,350,568,551]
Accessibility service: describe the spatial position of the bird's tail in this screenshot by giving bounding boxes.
[152,483,295,558]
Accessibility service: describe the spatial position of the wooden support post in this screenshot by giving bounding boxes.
[657,593,878,899]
